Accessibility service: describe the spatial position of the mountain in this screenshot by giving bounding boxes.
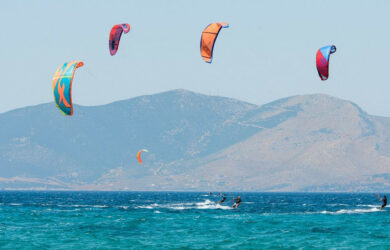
[1,90,390,191]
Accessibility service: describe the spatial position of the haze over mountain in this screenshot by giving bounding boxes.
[1,90,389,192]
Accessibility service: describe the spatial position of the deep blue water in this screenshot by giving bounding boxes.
[0,192,389,249]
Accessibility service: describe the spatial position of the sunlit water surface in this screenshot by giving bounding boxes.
[0,192,389,249]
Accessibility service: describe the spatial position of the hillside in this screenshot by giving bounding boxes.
[1,90,390,191]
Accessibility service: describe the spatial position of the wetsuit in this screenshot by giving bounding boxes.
[219,197,226,204]
[233,197,242,208]
[381,196,387,210]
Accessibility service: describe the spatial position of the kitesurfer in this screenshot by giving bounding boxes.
[232,196,242,209]
[218,195,226,204]
[379,195,387,210]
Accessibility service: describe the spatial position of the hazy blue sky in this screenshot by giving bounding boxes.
[1,0,390,116]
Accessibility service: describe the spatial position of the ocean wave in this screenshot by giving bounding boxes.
[136,203,159,209]
[356,204,377,208]
[327,204,349,207]
[50,208,81,212]
[9,203,22,206]
[136,199,231,210]
[193,199,232,210]
[3,203,109,209]
[91,205,108,208]
[320,207,380,214]
[56,204,108,208]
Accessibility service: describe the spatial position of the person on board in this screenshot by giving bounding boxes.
[379,195,387,210]
[232,196,242,209]
[218,194,226,204]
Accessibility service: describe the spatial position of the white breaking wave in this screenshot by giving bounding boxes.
[356,204,377,208]
[56,204,108,208]
[193,199,232,210]
[327,204,349,207]
[320,207,380,214]
[91,205,108,208]
[136,199,231,210]
[136,203,159,209]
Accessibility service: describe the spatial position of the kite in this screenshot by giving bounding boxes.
[200,22,229,63]
[316,45,336,80]
[137,149,149,165]
[52,61,84,116]
[109,23,131,56]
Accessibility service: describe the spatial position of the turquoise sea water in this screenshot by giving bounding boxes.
[0,192,389,249]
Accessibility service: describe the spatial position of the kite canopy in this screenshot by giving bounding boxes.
[109,23,131,56]
[137,149,149,165]
[52,61,84,116]
[316,45,336,80]
[200,22,229,63]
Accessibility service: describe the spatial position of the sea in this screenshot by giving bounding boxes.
[0,191,389,249]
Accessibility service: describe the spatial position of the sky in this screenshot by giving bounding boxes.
[1,0,390,116]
